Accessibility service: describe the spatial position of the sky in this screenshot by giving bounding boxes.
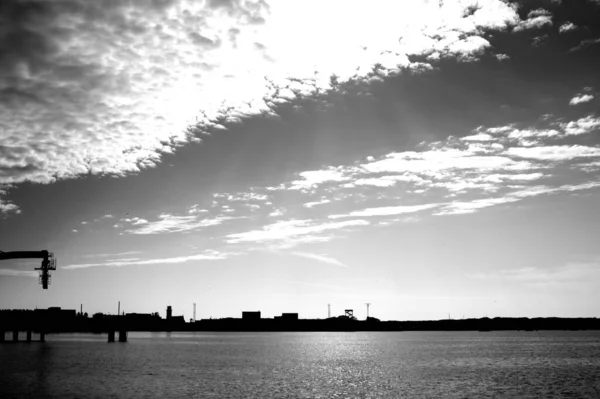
[1,0,599,321]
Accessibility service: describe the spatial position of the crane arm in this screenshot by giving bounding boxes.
[0,250,50,260]
[0,250,56,289]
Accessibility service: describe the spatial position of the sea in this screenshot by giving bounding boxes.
[1,330,599,398]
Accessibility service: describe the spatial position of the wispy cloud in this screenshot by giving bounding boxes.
[505,145,600,161]
[330,204,440,219]
[226,219,369,246]
[0,269,38,277]
[303,199,331,208]
[83,251,143,259]
[168,112,600,244]
[437,182,600,215]
[291,252,348,267]
[63,251,229,270]
[436,197,521,215]
[289,169,349,191]
[569,37,600,52]
[465,260,600,287]
[360,148,533,175]
[122,214,241,235]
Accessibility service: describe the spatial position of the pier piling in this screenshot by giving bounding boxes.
[26,330,32,342]
[118,330,127,342]
[12,331,18,342]
[0,331,4,342]
[108,330,115,342]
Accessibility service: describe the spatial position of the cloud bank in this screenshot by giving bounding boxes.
[0,0,524,212]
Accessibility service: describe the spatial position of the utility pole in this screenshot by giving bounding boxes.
[365,303,371,319]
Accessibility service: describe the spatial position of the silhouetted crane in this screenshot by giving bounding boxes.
[0,250,57,289]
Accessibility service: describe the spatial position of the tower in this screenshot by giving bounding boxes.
[365,303,371,319]
[193,303,196,322]
[167,306,172,320]
[328,304,331,318]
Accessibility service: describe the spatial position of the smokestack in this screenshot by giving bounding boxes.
[118,301,120,316]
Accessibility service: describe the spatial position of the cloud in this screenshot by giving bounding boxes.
[505,129,560,140]
[505,145,600,161]
[437,181,600,216]
[82,214,114,224]
[346,174,425,188]
[188,205,209,215]
[268,209,284,217]
[291,252,348,267]
[226,219,369,246]
[123,213,241,234]
[52,108,597,249]
[479,173,545,183]
[204,112,596,241]
[435,196,519,215]
[62,250,228,269]
[303,199,331,208]
[558,22,577,33]
[527,9,551,18]
[513,15,552,32]
[580,161,600,172]
[246,112,600,226]
[569,38,600,52]
[460,133,496,141]
[350,178,399,188]
[83,251,143,259]
[465,261,600,287]
[0,269,38,277]
[561,115,600,135]
[213,192,269,202]
[0,0,523,206]
[189,112,600,242]
[289,169,349,191]
[361,149,533,175]
[569,94,595,105]
[0,193,20,215]
[330,204,440,218]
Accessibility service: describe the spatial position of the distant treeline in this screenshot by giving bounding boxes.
[1,309,599,332]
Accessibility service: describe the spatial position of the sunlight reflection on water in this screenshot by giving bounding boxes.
[1,331,599,398]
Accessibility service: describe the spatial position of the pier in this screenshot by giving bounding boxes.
[0,330,46,343]
[1,329,126,343]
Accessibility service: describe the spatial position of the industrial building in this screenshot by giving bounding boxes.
[242,311,261,321]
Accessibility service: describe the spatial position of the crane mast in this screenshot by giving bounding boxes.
[0,250,57,289]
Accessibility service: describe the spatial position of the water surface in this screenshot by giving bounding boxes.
[1,331,599,398]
